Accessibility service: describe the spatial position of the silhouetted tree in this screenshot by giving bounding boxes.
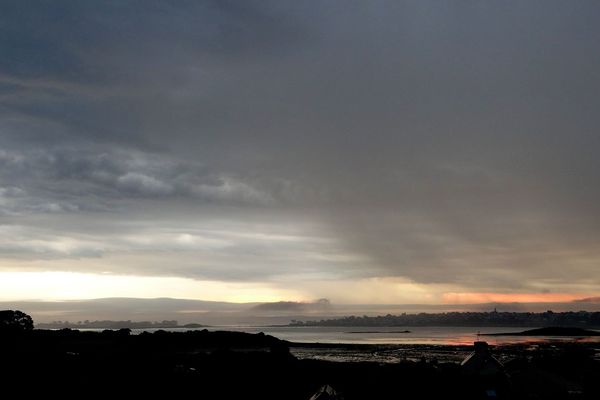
[0,310,34,334]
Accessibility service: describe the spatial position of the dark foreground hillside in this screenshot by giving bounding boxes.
[2,328,600,399]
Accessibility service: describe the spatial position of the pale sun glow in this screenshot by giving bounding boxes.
[0,271,302,303]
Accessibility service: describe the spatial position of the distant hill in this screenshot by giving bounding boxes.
[573,297,600,303]
[36,320,207,329]
[484,327,600,336]
[250,299,331,312]
[4,297,600,326]
[0,297,252,326]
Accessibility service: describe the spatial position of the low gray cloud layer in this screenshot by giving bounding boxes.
[1,1,600,298]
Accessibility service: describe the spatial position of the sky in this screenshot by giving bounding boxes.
[1,1,600,305]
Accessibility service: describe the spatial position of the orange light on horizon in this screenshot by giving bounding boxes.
[442,292,588,304]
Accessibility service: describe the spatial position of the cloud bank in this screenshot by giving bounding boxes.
[1,1,600,301]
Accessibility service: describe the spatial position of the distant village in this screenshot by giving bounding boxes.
[290,310,600,327]
[36,320,205,329]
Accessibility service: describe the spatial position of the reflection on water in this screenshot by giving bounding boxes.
[161,326,600,346]
[109,325,600,363]
[127,325,600,345]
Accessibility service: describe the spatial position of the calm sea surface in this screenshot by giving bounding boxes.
[127,325,600,346]
[78,325,600,363]
[206,326,600,363]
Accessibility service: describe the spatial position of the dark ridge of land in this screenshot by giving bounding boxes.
[2,328,600,399]
[483,326,600,337]
[0,329,600,400]
[290,310,600,328]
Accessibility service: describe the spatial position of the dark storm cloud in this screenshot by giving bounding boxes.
[2,1,600,293]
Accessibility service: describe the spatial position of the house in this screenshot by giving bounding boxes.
[461,341,509,398]
[308,384,344,400]
[461,341,504,376]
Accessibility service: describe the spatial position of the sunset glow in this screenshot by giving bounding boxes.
[442,292,590,304]
[2,1,600,311]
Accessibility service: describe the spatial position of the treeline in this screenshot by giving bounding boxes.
[36,320,205,329]
[290,310,600,328]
